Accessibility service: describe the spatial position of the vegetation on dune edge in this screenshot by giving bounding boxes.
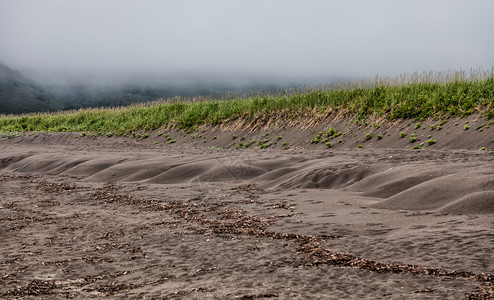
[1,76,493,133]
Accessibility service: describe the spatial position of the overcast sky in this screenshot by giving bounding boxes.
[1,0,493,85]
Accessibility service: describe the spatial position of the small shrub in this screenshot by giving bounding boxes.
[326,128,336,136]
[282,142,288,149]
[415,122,421,129]
[376,134,382,140]
[427,139,436,145]
[412,145,421,149]
[409,136,417,143]
[338,139,343,143]
[356,145,363,148]
[464,125,470,130]
[480,147,486,151]
[276,136,282,141]
[400,132,406,138]
[213,136,217,139]
[430,124,436,130]
[326,142,332,148]
[365,133,372,141]
[232,134,237,139]
[169,139,176,143]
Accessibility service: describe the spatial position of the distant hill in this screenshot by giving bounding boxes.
[0,63,63,115]
[0,63,297,115]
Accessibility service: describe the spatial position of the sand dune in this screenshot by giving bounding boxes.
[1,146,492,215]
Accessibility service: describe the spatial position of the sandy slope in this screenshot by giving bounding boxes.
[0,132,493,299]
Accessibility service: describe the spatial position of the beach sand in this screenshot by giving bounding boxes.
[0,130,493,299]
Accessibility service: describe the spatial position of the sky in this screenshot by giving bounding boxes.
[1,0,493,86]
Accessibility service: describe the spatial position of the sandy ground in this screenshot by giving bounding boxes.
[0,132,493,299]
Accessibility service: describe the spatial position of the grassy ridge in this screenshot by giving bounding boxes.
[1,77,493,133]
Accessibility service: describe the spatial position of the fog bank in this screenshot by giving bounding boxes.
[1,0,493,87]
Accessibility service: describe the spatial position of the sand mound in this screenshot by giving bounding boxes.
[344,165,454,198]
[438,191,494,214]
[370,173,494,213]
[272,164,376,190]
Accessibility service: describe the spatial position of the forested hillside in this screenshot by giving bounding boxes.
[0,63,62,114]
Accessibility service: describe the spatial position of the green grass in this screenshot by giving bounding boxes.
[1,74,493,133]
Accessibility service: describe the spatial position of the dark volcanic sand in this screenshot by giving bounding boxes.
[0,133,493,299]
